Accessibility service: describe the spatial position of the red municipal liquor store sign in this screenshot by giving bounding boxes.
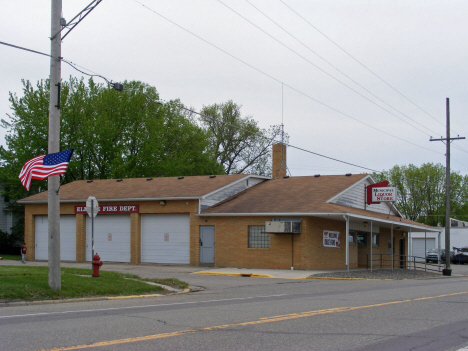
[75,205,139,214]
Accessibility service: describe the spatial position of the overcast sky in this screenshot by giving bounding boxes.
[2,0,468,177]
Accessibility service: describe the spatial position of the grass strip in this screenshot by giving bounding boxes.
[0,255,21,261]
[0,266,168,302]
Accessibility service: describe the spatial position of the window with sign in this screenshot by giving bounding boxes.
[357,232,367,247]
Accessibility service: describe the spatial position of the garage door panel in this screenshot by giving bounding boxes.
[141,214,190,264]
[86,215,130,262]
[34,215,76,261]
[412,238,435,259]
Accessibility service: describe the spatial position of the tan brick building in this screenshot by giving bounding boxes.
[19,144,438,270]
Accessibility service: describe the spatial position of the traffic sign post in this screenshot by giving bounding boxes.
[86,196,99,268]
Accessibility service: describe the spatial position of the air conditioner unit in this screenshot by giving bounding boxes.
[265,221,301,234]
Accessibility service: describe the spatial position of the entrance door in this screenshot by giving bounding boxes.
[399,238,406,268]
[199,226,214,264]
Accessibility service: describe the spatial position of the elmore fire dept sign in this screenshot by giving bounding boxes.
[75,205,139,214]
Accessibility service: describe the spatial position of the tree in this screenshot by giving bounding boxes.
[200,100,286,176]
[372,163,468,226]
[0,77,224,202]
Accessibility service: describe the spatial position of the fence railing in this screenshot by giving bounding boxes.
[366,253,443,273]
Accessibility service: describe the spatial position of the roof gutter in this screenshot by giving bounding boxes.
[197,211,439,232]
[18,196,202,204]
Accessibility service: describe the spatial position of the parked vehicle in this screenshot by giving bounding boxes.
[426,248,442,263]
[453,247,468,264]
[441,249,455,263]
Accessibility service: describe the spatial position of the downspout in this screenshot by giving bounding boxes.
[291,233,294,270]
[391,224,394,272]
[370,220,373,272]
[343,215,349,273]
[425,229,427,271]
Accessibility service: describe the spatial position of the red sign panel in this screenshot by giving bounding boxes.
[366,181,389,205]
[75,205,139,214]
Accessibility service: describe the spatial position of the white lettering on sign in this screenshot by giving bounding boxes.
[371,187,397,202]
[75,205,139,214]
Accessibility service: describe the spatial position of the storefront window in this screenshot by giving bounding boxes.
[349,230,356,244]
[372,234,379,247]
[357,232,367,247]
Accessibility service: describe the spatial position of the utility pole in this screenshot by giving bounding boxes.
[430,98,465,276]
[48,0,62,290]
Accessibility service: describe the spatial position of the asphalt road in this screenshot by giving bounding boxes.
[2,264,468,351]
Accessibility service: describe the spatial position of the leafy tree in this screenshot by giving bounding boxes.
[0,77,224,202]
[372,163,468,226]
[200,100,286,175]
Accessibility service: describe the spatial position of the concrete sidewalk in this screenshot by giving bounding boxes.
[191,267,358,279]
[0,259,365,279]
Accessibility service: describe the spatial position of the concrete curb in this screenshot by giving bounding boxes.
[0,288,192,308]
[307,277,394,281]
[191,271,276,279]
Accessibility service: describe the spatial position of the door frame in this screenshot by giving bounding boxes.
[199,225,215,265]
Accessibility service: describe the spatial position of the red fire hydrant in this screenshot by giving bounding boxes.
[92,253,103,277]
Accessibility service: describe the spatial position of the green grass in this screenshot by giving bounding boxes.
[0,266,182,302]
[1,255,21,261]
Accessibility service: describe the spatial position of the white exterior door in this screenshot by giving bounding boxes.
[412,238,436,259]
[34,215,76,261]
[86,215,131,262]
[141,214,190,264]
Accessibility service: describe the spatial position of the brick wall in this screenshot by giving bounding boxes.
[24,199,408,270]
[196,216,362,270]
[272,143,287,179]
[24,199,198,264]
[130,213,141,264]
[76,214,86,262]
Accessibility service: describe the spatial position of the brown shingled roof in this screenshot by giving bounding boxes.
[200,174,436,230]
[201,174,368,214]
[19,174,250,202]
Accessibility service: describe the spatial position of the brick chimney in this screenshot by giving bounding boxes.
[272,143,287,178]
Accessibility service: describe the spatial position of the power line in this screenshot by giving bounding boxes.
[0,38,384,175]
[236,0,442,138]
[131,0,443,157]
[0,40,53,59]
[3,39,465,179]
[279,0,454,134]
[286,144,381,173]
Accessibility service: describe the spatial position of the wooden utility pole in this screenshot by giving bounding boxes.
[430,98,465,276]
[48,0,62,290]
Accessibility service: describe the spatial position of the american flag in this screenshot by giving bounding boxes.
[19,149,74,191]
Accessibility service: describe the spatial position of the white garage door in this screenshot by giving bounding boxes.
[412,238,436,259]
[141,214,190,264]
[86,215,130,262]
[35,215,76,261]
